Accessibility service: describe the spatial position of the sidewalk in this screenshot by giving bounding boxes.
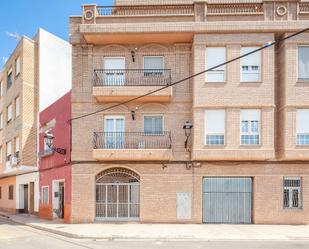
[1,212,309,241]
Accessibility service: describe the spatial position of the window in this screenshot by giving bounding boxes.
[143,56,164,76]
[6,141,12,162]
[104,116,125,149]
[296,109,309,145]
[7,104,12,123]
[0,81,3,97]
[8,185,13,200]
[283,177,301,209]
[104,57,125,86]
[0,113,3,129]
[15,96,20,117]
[15,137,20,159]
[15,56,20,76]
[241,110,260,145]
[42,186,49,204]
[44,137,52,153]
[205,110,225,145]
[298,46,309,80]
[241,47,261,82]
[7,67,13,89]
[205,47,226,82]
[144,116,163,135]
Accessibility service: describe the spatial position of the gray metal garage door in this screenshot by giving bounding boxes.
[203,177,252,224]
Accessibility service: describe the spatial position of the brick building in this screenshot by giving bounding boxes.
[39,91,71,223]
[0,29,71,214]
[69,0,309,224]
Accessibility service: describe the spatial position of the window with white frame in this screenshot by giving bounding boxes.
[0,113,3,129]
[15,137,20,159]
[15,96,20,117]
[205,110,225,145]
[240,47,261,82]
[144,116,163,135]
[7,104,12,123]
[104,57,125,86]
[15,56,20,76]
[44,137,52,153]
[42,186,49,204]
[241,109,260,145]
[6,141,12,162]
[283,177,301,209]
[205,47,226,82]
[298,46,309,80]
[143,56,164,76]
[7,67,13,89]
[296,109,309,145]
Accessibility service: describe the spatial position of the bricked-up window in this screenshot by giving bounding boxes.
[283,177,301,209]
[8,185,14,200]
[143,56,164,76]
[298,46,309,80]
[240,47,260,82]
[296,109,309,145]
[241,110,260,145]
[0,113,3,129]
[6,141,12,162]
[7,67,13,89]
[15,96,20,117]
[7,103,12,123]
[15,56,20,76]
[205,47,226,82]
[42,186,49,204]
[205,110,225,145]
[144,116,163,135]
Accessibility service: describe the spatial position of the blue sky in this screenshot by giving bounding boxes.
[0,0,114,68]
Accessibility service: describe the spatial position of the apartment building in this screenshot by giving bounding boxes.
[0,29,71,214]
[39,91,71,223]
[70,0,309,224]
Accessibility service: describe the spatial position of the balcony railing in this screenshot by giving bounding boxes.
[300,3,309,13]
[93,69,172,87]
[93,132,172,149]
[97,5,194,17]
[207,3,264,15]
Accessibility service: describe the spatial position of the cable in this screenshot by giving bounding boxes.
[69,27,309,122]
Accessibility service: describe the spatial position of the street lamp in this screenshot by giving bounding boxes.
[44,131,66,155]
[183,121,193,149]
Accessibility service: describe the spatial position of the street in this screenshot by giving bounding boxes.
[0,218,308,249]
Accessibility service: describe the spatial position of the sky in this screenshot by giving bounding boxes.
[0,0,115,68]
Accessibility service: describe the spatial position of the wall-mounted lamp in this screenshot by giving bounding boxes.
[44,131,66,155]
[131,110,136,120]
[131,48,137,62]
[183,121,193,149]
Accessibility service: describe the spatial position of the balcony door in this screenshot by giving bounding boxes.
[104,57,125,86]
[104,116,125,149]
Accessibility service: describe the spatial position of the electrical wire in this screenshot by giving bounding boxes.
[69,27,309,123]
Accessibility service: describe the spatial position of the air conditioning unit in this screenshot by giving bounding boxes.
[10,156,19,166]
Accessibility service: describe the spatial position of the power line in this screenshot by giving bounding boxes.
[69,27,309,122]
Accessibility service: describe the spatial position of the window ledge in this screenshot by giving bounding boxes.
[295,145,309,148]
[204,81,226,85]
[239,81,262,85]
[282,208,303,212]
[239,144,262,148]
[203,145,226,148]
[296,79,309,84]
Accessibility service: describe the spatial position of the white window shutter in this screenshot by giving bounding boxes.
[205,110,225,134]
[104,58,125,70]
[144,57,164,70]
[241,47,260,65]
[297,109,309,133]
[298,47,309,79]
[241,109,260,121]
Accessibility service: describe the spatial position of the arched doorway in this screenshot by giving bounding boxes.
[95,168,140,221]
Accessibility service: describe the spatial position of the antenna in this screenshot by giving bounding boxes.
[6,31,21,41]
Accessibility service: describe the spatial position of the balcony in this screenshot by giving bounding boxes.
[93,69,173,103]
[93,132,173,161]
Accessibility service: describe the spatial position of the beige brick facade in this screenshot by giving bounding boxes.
[70,0,309,224]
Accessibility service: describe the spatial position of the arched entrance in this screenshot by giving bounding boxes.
[95,168,140,221]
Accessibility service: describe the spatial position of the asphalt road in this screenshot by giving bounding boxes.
[1,218,309,249]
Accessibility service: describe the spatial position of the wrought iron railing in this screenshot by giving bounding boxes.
[97,5,194,16]
[93,69,171,86]
[93,132,172,149]
[207,3,264,15]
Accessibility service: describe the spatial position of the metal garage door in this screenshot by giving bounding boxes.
[203,177,252,224]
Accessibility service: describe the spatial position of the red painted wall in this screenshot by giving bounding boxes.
[39,91,71,223]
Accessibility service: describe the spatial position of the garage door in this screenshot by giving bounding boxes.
[203,177,252,224]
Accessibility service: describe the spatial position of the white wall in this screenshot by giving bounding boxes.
[38,28,72,112]
[16,172,39,212]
